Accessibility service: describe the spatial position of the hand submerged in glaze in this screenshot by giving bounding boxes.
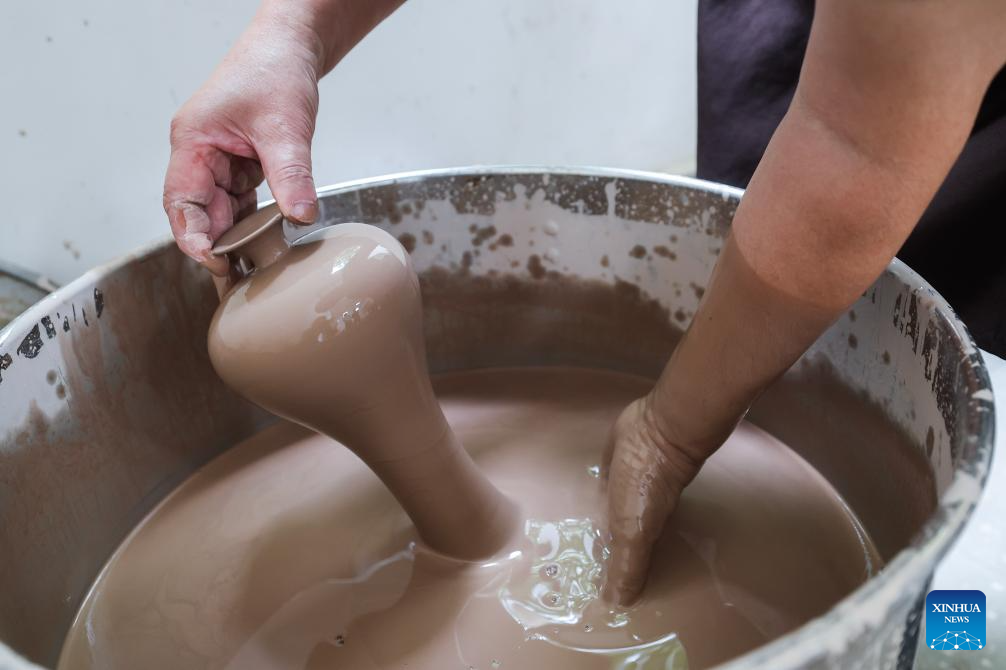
[601,396,703,606]
[601,0,1006,605]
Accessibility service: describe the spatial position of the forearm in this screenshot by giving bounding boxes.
[255,0,406,75]
[655,101,973,453]
[651,0,1005,460]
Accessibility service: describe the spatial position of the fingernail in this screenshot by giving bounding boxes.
[290,200,318,224]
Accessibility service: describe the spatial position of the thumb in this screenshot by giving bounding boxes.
[258,137,318,224]
[602,436,681,606]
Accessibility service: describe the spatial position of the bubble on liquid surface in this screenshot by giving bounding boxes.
[498,519,606,627]
[608,611,630,628]
[496,518,688,666]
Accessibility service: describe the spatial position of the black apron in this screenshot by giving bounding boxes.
[696,0,1006,357]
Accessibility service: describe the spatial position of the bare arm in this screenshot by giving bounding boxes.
[163,0,403,274]
[604,0,1006,604]
[266,0,406,76]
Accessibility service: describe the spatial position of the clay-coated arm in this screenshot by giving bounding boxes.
[163,0,403,274]
[603,0,1006,604]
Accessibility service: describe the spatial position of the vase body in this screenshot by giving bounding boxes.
[209,224,435,452]
[207,221,515,558]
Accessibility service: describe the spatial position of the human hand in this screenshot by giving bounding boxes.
[163,15,324,275]
[601,395,707,605]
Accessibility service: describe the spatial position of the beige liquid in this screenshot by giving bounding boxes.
[59,367,880,670]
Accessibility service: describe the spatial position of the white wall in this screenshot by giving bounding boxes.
[0,0,697,285]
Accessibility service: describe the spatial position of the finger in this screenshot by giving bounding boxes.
[195,149,263,194]
[257,136,318,224]
[164,147,231,275]
[205,184,238,238]
[212,263,242,299]
[167,202,228,276]
[600,431,615,482]
[173,211,230,276]
[226,190,264,225]
[603,400,642,481]
[602,439,680,606]
[234,189,259,221]
[199,186,243,275]
[229,157,264,194]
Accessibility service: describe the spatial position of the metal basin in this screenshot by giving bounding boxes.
[0,167,994,669]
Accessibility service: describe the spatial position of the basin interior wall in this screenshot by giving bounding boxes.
[0,169,993,670]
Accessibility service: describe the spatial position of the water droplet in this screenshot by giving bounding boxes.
[331,634,346,647]
[491,660,501,669]
[608,612,630,628]
[583,624,593,632]
[544,563,559,578]
[586,464,600,478]
[547,592,561,606]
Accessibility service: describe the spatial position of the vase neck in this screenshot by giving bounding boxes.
[211,204,290,272]
[239,221,288,270]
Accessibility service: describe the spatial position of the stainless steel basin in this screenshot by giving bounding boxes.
[0,167,994,669]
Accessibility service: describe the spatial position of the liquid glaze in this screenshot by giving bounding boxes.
[59,368,881,670]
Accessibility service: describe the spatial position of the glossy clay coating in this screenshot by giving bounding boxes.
[603,234,847,604]
[206,221,517,560]
[59,368,881,670]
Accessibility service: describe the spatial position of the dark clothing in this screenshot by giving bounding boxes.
[696,0,1006,357]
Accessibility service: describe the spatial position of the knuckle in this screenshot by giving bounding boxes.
[163,195,204,213]
[257,110,315,143]
[162,191,174,214]
[272,161,313,184]
[169,108,213,149]
[168,114,191,145]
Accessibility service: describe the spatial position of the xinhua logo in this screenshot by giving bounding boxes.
[926,590,986,651]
